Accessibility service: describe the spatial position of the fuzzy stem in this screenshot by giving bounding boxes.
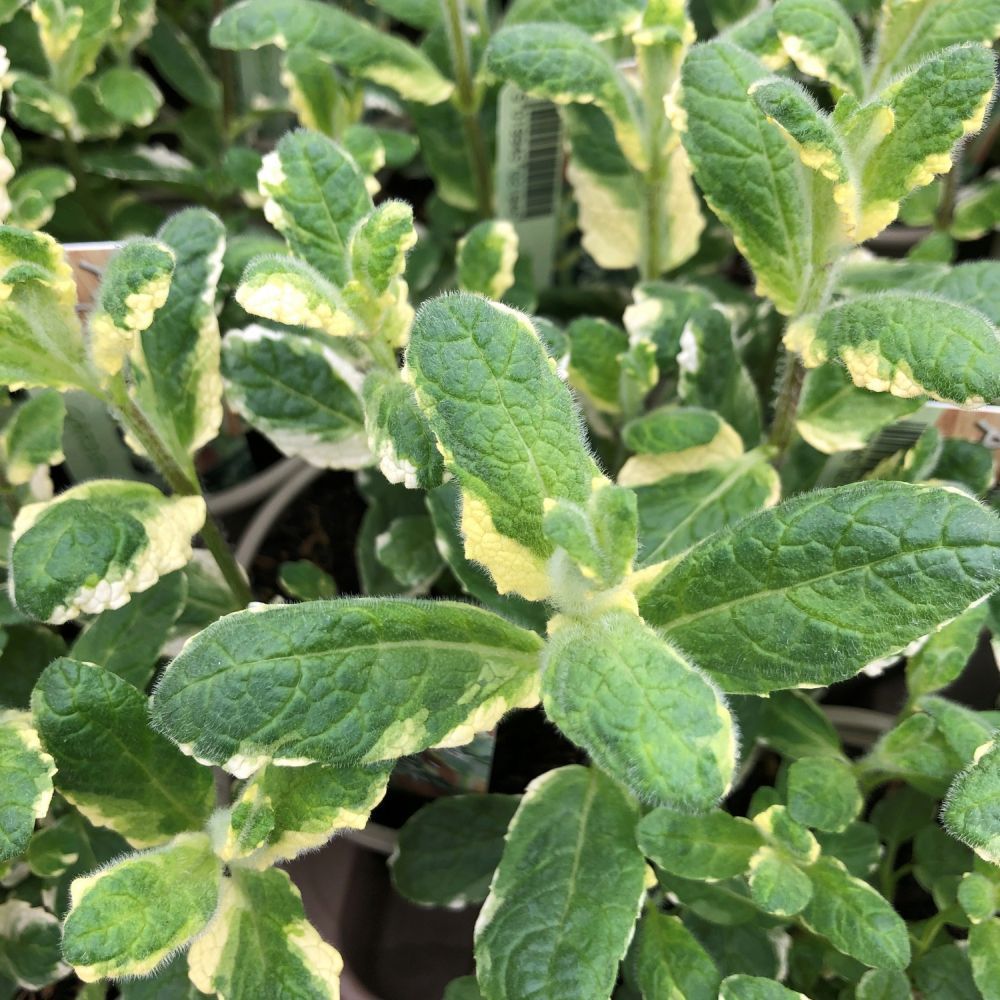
[109,381,252,608]
[767,351,806,461]
[441,0,493,217]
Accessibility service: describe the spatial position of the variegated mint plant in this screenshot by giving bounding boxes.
[0,0,998,998]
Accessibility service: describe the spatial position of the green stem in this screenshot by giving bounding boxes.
[935,152,962,232]
[636,42,672,282]
[912,906,958,958]
[767,350,806,461]
[441,0,493,217]
[109,381,252,608]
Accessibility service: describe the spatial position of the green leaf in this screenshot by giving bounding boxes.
[118,954,201,999]
[969,918,1000,1000]
[406,293,599,602]
[754,804,820,864]
[631,910,721,1000]
[856,968,912,1000]
[787,756,861,832]
[858,45,998,241]
[0,228,92,392]
[787,293,1000,406]
[952,173,1000,241]
[223,761,390,869]
[221,326,370,470]
[457,221,519,302]
[0,900,67,990]
[363,370,444,490]
[392,794,519,906]
[634,450,780,564]
[0,624,66,708]
[0,710,54,863]
[7,166,75,230]
[544,612,736,810]
[444,977,484,1000]
[10,480,205,625]
[281,47,346,136]
[211,0,453,104]
[187,866,342,999]
[32,658,214,846]
[129,208,227,461]
[152,599,543,776]
[70,569,186,690]
[759,691,842,760]
[257,129,373,286]
[676,308,762,446]
[619,406,744,489]
[943,738,1000,865]
[862,713,961,796]
[912,944,980,1000]
[374,514,443,590]
[869,0,1000,92]
[0,390,65,486]
[639,481,1000,693]
[796,364,923,455]
[637,807,763,880]
[475,766,646,1000]
[89,237,174,376]
[958,871,998,924]
[802,856,910,969]
[278,560,337,601]
[917,695,994,762]
[94,66,162,126]
[62,833,222,982]
[146,14,221,110]
[679,42,810,315]
[484,24,643,168]
[773,0,865,96]
[720,977,808,1000]
[816,821,882,879]
[26,814,83,878]
[748,846,813,916]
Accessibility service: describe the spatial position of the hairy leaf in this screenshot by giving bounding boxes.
[639,481,1000,693]
[475,766,646,1000]
[62,833,222,981]
[638,807,763,880]
[773,0,865,96]
[0,710,54,862]
[33,658,213,846]
[392,794,519,906]
[211,0,453,104]
[944,738,1000,865]
[10,480,205,624]
[406,294,599,601]
[152,599,543,775]
[544,612,735,809]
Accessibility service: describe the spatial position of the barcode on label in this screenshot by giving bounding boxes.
[496,84,564,287]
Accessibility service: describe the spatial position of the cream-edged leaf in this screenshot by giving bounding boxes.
[210,0,453,104]
[475,766,646,1000]
[257,129,373,286]
[0,390,65,486]
[221,326,370,471]
[128,209,227,461]
[543,612,736,810]
[151,599,543,775]
[10,480,205,625]
[679,42,811,315]
[0,710,54,863]
[188,867,342,999]
[0,900,68,990]
[787,293,1000,405]
[484,24,644,169]
[457,221,519,302]
[406,294,599,602]
[858,45,997,241]
[32,658,214,847]
[62,833,222,982]
[89,238,174,376]
[639,481,1000,693]
[773,0,865,96]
